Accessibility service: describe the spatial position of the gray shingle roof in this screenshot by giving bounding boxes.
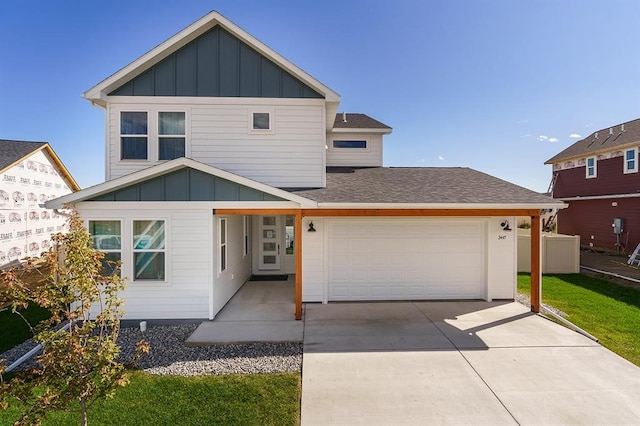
[546,117,640,164]
[0,139,47,171]
[288,167,562,205]
[333,113,391,130]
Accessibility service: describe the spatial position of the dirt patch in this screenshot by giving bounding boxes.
[0,262,51,307]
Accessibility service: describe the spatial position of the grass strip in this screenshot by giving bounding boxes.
[0,371,301,425]
[0,302,51,353]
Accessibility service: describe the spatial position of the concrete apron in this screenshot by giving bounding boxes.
[185,277,303,345]
[301,301,640,425]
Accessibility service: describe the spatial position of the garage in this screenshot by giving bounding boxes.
[327,218,487,301]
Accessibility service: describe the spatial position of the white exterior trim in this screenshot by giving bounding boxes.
[332,128,392,134]
[558,193,640,202]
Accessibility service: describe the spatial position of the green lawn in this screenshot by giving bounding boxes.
[0,371,301,425]
[518,273,640,366]
[0,303,51,353]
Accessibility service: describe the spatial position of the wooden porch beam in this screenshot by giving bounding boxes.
[213,208,303,216]
[530,213,541,313]
[294,211,303,320]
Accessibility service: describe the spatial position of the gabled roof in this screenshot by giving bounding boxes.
[46,157,316,208]
[0,139,80,191]
[288,167,564,209]
[83,11,340,107]
[546,118,640,164]
[333,113,392,133]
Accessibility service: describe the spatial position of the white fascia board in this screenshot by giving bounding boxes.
[558,193,640,202]
[313,202,567,211]
[73,201,303,211]
[332,128,392,135]
[83,11,340,105]
[46,158,317,209]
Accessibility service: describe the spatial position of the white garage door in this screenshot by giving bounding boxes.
[328,219,486,301]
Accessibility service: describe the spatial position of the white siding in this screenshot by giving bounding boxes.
[106,98,326,187]
[302,217,324,302]
[0,150,73,266]
[212,214,252,317]
[326,133,383,167]
[487,217,517,300]
[78,204,212,320]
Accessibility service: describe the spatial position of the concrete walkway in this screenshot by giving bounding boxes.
[301,301,640,425]
[185,277,303,345]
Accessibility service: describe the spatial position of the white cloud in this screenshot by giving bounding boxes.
[548,137,559,143]
[537,135,548,142]
[438,155,445,161]
[521,133,532,138]
[569,133,581,138]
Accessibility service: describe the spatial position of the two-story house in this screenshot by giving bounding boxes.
[48,11,562,320]
[546,118,640,252]
[0,140,79,267]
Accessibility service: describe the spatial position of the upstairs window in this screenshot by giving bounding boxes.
[586,157,597,178]
[333,140,367,149]
[158,112,186,160]
[121,112,148,160]
[624,148,637,174]
[249,110,274,134]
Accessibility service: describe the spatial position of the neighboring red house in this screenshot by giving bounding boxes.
[546,118,640,252]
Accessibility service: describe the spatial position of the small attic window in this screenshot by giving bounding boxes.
[249,110,274,134]
[333,140,367,149]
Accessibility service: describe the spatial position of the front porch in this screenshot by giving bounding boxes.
[187,275,303,345]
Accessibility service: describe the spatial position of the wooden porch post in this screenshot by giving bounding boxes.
[530,213,541,313]
[294,211,303,320]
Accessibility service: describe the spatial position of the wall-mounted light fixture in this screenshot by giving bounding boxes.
[308,221,316,232]
[501,220,512,231]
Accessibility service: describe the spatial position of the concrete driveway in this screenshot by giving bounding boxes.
[301,301,640,425]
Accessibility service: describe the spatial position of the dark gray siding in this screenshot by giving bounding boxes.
[89,168,285,202]
[109,27,322,99]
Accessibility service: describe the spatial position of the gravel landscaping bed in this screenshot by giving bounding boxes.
[1,324,303,376]
[516,292,568,317]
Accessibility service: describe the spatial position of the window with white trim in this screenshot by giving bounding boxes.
[219,217,227,273]
[624,148,637,174]
[249,109,274,134]
[133,220,165,281]
[243,216,250,257]
[586,157,597,178]
[89,220,121,277]
[119,110,187,161]
[120,112,148,160]
[332,140,367,149]
[158,112,185,160]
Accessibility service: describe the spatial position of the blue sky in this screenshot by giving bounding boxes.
[1,0,639,192]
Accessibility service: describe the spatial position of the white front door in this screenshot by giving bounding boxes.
[259,215,281,270]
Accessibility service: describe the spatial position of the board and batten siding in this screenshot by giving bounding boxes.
[78,204,213,320]
[326,133,383,167]
[105,99,326,188]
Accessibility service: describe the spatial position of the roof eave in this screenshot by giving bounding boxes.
[332,127,392,134]
[311,202,567,211]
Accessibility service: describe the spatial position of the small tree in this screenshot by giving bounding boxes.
[0,210,149,426]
